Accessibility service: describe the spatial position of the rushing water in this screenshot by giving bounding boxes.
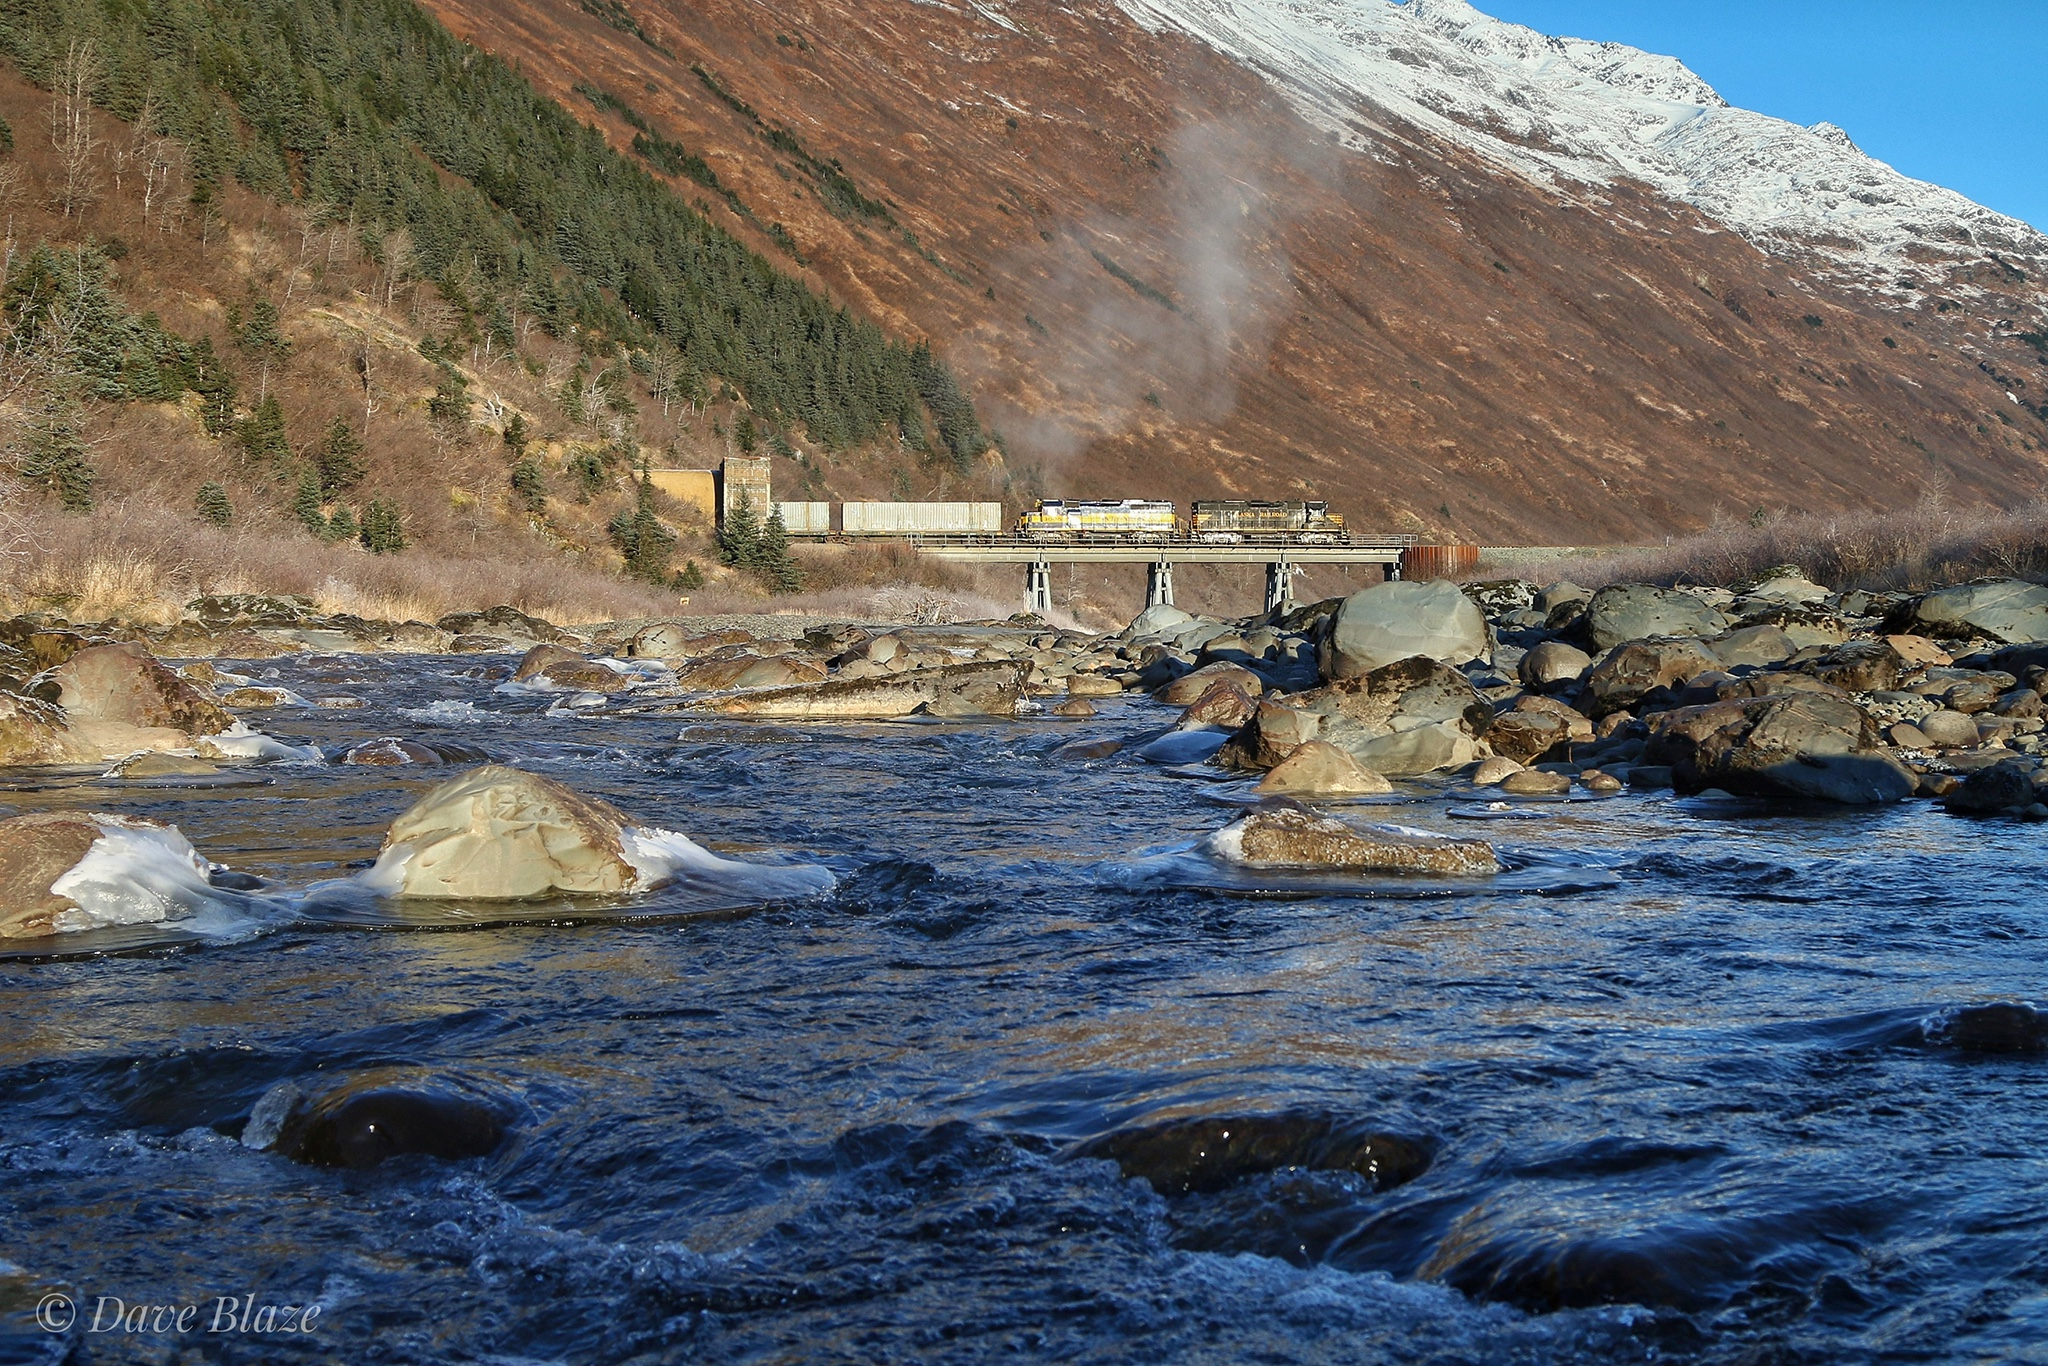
[1,650,2045,1364]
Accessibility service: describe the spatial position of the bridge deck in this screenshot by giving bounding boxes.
[906,538,1409,564]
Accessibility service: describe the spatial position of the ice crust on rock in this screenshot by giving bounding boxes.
[617,827,838,899]
[47,816,258,935]
[1114,0,2048,280]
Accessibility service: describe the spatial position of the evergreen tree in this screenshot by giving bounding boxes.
[608,474,675,583]
[21,407,95,511]
[360,499,406,553]
[326,504,358,543]
[237,396,291,465]
[717,489,762,569]
[427,364,470,425]
[187,337,239,437]
[734,411,757,453]
[676,559,704,589]
[510,458,547,512]
[759,505,802,594]
[232,299,291,367]
[194,481,233,527]
[503,411,529,455]
[316,416,366,496]
[568,449,606,501]
[292,470,328,536]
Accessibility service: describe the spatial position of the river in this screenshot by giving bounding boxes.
[1,650,2043,1364]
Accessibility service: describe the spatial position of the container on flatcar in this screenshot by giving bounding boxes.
[774,502,833,536]
[841,502,1004,536]
[1017,499,1179,541]
[1189,499,1347,544]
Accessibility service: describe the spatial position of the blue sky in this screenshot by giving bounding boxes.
[1472,1,2047,231]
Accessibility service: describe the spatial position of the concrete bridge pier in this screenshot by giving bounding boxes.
[1025,559,1053,615]
[1264,559,1298,612]
[1146,559,1176,608]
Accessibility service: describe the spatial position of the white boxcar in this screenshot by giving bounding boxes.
[842,502,1003,536]
[774,502,832,535]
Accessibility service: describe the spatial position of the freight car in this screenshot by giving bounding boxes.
[1189,499,1347,544]
[840,502,1005,536]
[1016,499,1178,542]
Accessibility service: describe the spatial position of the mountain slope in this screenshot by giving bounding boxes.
[1120,0,2048,289]
[421,0,2048,543]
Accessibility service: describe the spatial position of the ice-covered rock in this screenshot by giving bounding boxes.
[361,765,834,901]
[0,811,251,939]
[1206,807,1498,875]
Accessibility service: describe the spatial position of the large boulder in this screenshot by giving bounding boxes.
[1213,700,1324,772]
[1942,758,2044,815]
[1284,656,1492,777]
[1322,581,1488,680]
[0,812,106,937]
[627,624,753,660]
[1582,638,1721,717]
[1484,698,1592,764]
[1798,640,1907,694]
[0,690,74,766]
[1156,661,1263,706]
[1643,694,1915,804]
[435,606,566,644]
[1255,742,1393,796]
[512,643,584,681]
[1348,722,1480,777]
[1175,679,1259,732]
[697,661,1027,720]
[1583,585,1726,651]
[1711,624,1798,668]
[0,811,226,938]
[1902,580,2048,645]
[1208,808,1498,875]
[1125,604,1195,639]
[51,642,232,736]
[1518,641,1591,692]
[367,766,643,898]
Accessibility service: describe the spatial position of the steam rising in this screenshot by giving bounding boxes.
[975,115,1335,469]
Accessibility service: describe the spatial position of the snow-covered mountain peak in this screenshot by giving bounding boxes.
[1115,0,2046,289]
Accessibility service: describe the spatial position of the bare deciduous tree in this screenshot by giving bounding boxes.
[49,41,103,219]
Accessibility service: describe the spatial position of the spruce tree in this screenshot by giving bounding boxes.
[292,470,328,536]
[317,416,366,496]
[195,481,233,527]
[759,505,801,594]
[510,458,547,512]
[718,489,762,569]
[326,504,357,543]
[22,408,95,511]
[360,499,406,553]
[676,560,704,589]
[188,338,239,437]
[237,396,290,465]
[503,411,529,455]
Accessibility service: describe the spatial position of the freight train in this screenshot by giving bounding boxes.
[744,496,1350,544]
[1014,498,1347,544]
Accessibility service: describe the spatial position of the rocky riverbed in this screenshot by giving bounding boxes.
[0,572,2045,1361]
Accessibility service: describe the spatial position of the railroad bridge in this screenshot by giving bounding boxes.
[909,536,1419,613]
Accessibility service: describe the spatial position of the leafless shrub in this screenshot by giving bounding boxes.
[1527,501,2048,591]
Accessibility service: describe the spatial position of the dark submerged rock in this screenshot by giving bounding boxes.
[277,1083,509,1168]
[1068,1112,1433,1196]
